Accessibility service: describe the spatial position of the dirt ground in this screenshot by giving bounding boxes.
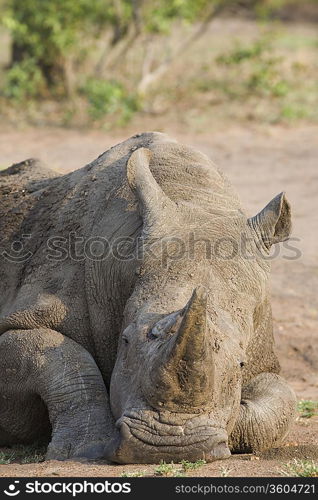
[0,123,317,477]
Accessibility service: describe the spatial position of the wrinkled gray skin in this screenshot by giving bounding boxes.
[0,132,296,463]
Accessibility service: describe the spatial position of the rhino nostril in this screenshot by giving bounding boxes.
[119,421,131,440]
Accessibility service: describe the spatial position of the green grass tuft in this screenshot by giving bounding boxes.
[154,461,185,477]
[154,459,206,477]
[120,470,146,477]
[0,444,46,464]
[282,459,318,477]
[0,451,15,464]
[298,400,318,418]
[180,459,206,472]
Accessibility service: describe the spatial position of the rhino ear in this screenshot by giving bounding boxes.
[126,147,174,234]
[248,192,291,250]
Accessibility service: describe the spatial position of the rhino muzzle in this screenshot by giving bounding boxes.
[105,410,231,464]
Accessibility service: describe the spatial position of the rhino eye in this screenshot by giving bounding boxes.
[148,325,162,340]
[240,361,245,368]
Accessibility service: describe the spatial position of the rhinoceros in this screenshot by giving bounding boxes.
[0,132,296,464]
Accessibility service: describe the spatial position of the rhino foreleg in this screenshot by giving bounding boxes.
[229,373,297,454]
[0,328,114,460]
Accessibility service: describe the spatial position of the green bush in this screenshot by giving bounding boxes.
[81,78,140,124]
[217,36,290,99]
[246,59,290,97]
[3,58,45,101]
[217,39,266,65]
[2,0,113,94]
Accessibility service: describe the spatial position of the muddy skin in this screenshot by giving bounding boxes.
[0,133,296,462]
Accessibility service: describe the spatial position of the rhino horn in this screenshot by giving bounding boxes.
[169,286,209,366]
[148,287,214,410]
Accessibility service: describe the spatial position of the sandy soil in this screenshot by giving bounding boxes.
[0,123,317,477]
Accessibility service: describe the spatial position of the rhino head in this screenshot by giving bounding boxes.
[106,147,292,464]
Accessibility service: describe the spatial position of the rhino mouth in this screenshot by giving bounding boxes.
[105,409,231,464]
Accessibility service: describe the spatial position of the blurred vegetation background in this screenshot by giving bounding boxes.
[0,0,317,130]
